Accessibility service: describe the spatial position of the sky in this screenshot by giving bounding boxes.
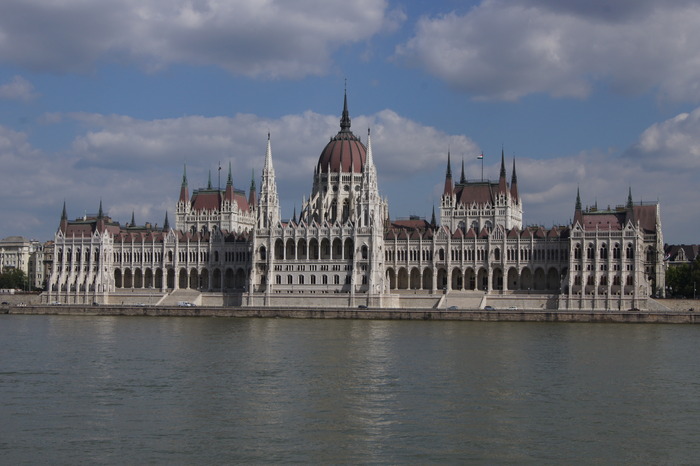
[1,0,699,244]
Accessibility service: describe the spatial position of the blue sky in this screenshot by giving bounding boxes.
[1,0,699,243]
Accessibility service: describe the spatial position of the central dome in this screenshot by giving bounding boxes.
[317,93,366,174]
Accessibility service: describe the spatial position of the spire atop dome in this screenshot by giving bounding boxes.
[316,92,365,174]
[340,87,351,132]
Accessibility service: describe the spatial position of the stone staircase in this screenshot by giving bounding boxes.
[157,289,203,307]
[440,291,486,310]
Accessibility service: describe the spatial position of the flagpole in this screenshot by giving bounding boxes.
[479,152,484,182]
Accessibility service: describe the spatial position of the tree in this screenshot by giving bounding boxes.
[666,256,700,298]
[0,268,28,290]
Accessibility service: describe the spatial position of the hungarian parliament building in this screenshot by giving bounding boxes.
[44,94,666,310]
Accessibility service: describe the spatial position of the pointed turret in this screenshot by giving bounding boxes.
[258,132,280,228]
[443,150,454,195]
[59,201,68,233]
[179,164,189,204]
[574,187,583,225]
[626,186,633,209]
[430,205,437,229]
[163,212,170,231]
[248,168,257,208]
[96,199,105,233]
[459,157,466,184]
[510,158,519,203]
[224,161,235,204]
[207,169,212,189]
[364,127,374,170]
[130,211,135,227]
[626,186,635,224]
[498,148,507,193]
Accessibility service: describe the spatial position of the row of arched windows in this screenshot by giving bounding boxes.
[57,247,100,263]
[574,243,635,260]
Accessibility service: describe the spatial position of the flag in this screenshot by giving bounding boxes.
[477,153,483,160]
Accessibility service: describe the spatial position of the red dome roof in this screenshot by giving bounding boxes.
[317,93,366,173]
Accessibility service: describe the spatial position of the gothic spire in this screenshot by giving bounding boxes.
[130,211,135,226]
[498,147,507,193]
[431,205,437,229]
[443,150,453,195]
[364,128,375,171]
[626,186,633,209]
[163,211,170,231]
[179,164,190,204]
[575,187,582,211]
[98,199,104,219]
[459,156,466,184]
[573,186,584,226]
[510,157,519,203]
[59,201,68,234]
[227,161,233,186]
[207,169,212,189]
[500,147,507,178]
[248,167,257,208]
[340,87,351,132]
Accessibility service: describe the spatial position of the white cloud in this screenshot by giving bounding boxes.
[0,0,389,78]
[0,75,38,101]
[395,0,700,101]
[624,107,700,171]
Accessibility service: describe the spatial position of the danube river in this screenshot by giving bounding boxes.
[2,316,700,464]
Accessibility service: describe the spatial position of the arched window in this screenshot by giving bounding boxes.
[613,243,621,259]
[626,244,634,259]
[600,243,608,260]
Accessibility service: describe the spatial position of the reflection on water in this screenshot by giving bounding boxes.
[1,316,700,464]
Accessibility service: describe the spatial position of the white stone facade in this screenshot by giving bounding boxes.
[43,96,665,310]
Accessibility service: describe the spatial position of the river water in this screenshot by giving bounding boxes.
[1,315,700,464]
